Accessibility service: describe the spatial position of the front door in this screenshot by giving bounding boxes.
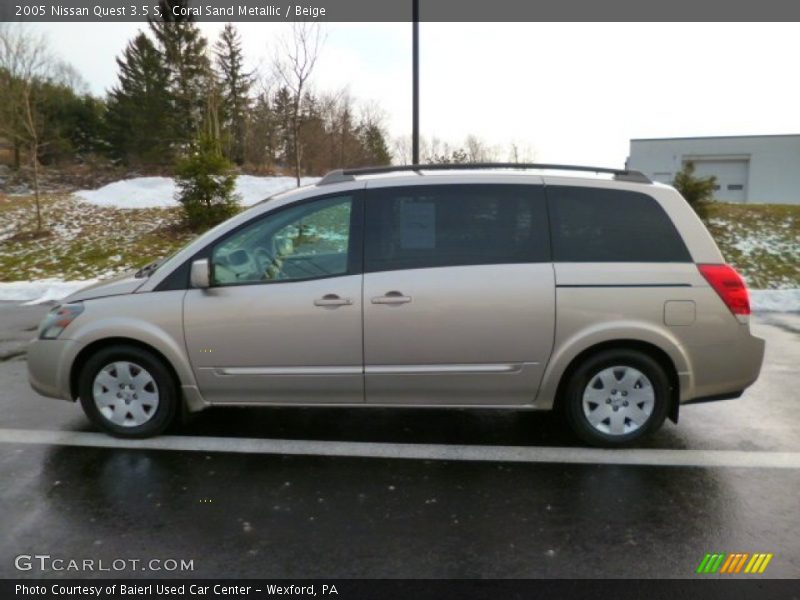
[184,193,364,404]
[362,182,555,405]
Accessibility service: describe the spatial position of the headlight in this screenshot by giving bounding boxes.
[38,303,84,340]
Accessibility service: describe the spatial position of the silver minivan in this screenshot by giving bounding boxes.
[28,164,765,446]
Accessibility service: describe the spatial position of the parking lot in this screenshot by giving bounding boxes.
[1,301,798,578]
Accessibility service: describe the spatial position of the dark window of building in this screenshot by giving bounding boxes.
[547,186,692,262]
[365,184,550,272]
[727,184,744,191]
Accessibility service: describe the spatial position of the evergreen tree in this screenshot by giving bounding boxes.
[105,33,172,164]
[35,81,106,162]
[214,23,253,165]
[271,86,295,168]
[244,91,277,170]
[337,102,355,166]
[673,161,716,219]
[298,92,326,174]
[174,81,240,230]
[150,0,211,148]
[358,122,391,166]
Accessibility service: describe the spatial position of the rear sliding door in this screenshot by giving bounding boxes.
[362,183,555,406]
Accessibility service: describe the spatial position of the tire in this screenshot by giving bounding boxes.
[78,345,178,438]
[563,349,670,447]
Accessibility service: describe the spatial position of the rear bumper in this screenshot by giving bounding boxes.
[682,326,765,403]
[684,389,744,405]
[27,338,83,401]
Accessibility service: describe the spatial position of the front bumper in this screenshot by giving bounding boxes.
[27,338,83,401]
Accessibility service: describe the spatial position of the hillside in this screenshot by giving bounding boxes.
[0,176,314,281]
[704,202,799,290]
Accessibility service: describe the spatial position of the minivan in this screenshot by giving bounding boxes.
[28,164,766,446]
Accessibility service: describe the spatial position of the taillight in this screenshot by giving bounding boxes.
[697,264,751,316]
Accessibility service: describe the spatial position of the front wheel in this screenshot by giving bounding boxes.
[563,349,670,447]
[78,345,178,438]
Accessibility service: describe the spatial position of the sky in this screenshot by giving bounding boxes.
[28,21,800,167]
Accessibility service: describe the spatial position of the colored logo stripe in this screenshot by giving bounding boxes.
[696,554,712,573]
[719,554,736,573]
[745,553,774,574]
[697,553,726,573]
[697,552,772,574]
[720,553,748,573]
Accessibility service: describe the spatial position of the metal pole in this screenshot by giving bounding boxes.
[412,0,420,164]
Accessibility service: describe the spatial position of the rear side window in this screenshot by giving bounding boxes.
[547,186,691,262]
[365,184,550,272]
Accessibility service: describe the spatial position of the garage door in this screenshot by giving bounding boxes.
[688,159,749,203]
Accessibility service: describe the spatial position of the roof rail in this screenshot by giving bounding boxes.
[317,163,651,185]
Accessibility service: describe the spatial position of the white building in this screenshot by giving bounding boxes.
[627,134,800,204]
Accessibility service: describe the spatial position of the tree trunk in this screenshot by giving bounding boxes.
[23,91,43,233]
[31,141,42,233]
[292,115,301,187]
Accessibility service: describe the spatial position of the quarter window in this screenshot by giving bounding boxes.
[547,186,692,262]
[211,195,354,285]
[364,184,550,272]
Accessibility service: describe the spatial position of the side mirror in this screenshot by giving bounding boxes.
[190,258,211,289]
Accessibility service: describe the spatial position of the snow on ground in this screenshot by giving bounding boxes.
[0,279,97,305]
[2,279,799,312]
[235,175,319,206]
[74,175,319,209]
[749,289,800,313]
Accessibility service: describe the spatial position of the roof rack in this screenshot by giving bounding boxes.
[317,163,651,186]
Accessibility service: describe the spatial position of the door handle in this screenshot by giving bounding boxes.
[314,294,352,307]
[371,291,412,305]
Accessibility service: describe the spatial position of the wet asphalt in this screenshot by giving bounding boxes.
[0,302,799,579]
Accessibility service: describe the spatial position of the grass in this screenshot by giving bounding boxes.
[0,194,195,281]
[704,202,799,289]
[1,194,798,289]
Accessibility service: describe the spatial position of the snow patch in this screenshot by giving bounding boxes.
[74,177,174,209]
[74,175,319,209]
[235,175,319,206]
[750,289,800,313]
[731,231,797,258]
[0,279,97,305]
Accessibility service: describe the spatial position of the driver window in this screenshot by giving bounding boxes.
[211,195,353,285]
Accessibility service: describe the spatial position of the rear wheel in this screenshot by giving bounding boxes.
[563,349,669,447]
[78,345,178,438]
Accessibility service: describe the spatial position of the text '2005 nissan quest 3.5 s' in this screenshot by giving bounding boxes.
[28,164,765,446]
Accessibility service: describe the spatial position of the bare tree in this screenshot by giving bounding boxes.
[0,24,53,233]
[273,23,323,186]
[464,134,498,163]
[392,135,411,165]
[508,141,536,163]
[422,136,450,163]
[358,100,387,132]
[51,60,88,93]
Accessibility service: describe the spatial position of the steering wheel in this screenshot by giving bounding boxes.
[253,247,285,280]
[253,247,274,270]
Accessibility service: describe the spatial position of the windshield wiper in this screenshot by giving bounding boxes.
[135,259,163,278]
